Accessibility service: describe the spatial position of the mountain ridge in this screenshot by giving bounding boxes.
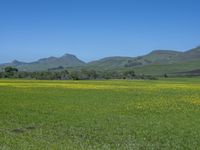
[1,47,200,75]
[0,53,85,71]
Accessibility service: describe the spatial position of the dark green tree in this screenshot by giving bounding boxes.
[4,66,18,78]
[70,71,80,80]
[164,74,168,78]
[123,70,135,79]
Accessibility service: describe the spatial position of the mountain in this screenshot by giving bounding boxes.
[84,47,200,75]
[87,50,183,69]
[0,53,85,71]
[180,46,200,61]
[141,50,182,64]
[87,56,133,70]
[0,60,27,67]
[0,46,200,75]
[131,47,200,75]
[133,59,200,75]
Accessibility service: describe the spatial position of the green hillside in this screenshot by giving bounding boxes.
[134,59,200,75]
[0,54,85,71]
[87,56,132,69]
[0,46,200,74]
[86,50,182,69]
[85,47,200,75]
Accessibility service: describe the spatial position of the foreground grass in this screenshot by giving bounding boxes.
[0,79,200,149]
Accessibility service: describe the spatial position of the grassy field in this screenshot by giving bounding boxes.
[0,79,200,149]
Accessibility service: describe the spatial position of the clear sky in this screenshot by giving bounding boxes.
[0,0,200,63]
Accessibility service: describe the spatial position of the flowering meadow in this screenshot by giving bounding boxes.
[0,78,200,149]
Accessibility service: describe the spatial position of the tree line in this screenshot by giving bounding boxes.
[0,66,157,80]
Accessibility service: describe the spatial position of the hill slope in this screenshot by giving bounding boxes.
[0,54,85,71]
[85,47,200,75]
[87,56,133,70]
[86,50,182,70]
[0,46,200,74]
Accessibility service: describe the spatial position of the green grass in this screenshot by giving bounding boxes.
[134,59,200,75]
[1,79,200,149]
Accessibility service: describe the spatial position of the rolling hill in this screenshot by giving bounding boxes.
[86,50,182,70]
[0,46,200,75]
[85,46,200,75]
[0,54,85,71]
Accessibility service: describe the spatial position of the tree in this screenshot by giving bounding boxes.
[60,70,69,80]
[5,66,18,73]
[69,71,80,80]
[0,72,3,78]
[164,74,168,78]
[82,69,98,79]
[123,70,135,79]
[88,70,97,79]
[4,66,18,78]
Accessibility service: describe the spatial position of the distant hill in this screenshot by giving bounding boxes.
[0,60,27,67]
[85,47,200,75]
[87,56,133,69]
[0,54,85,71]
[86,50,183,69]
[133,59,200,75]
[0,46,200,75]
[180,46,200,61]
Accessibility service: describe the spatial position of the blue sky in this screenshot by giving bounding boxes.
[0,0,200,63]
